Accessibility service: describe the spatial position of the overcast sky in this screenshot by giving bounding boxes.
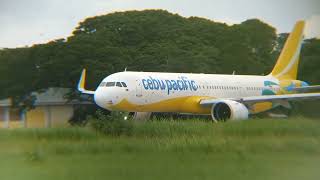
[1,0,319,48]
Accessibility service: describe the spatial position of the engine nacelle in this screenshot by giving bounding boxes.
[211,100,249,121]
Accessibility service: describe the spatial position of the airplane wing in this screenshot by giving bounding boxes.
[200,93,320,106]
[77,69,95,95]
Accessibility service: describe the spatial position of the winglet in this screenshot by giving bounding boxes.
[77,69,95,95]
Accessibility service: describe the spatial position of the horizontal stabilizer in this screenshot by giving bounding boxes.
[291,85,320,93]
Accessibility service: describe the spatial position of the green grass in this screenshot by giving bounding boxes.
[0,118,320,180]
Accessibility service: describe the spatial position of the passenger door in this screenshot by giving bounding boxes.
[237,81,247,98]
[135,79,143,98]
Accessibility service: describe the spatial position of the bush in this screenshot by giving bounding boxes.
[88,110,133,136]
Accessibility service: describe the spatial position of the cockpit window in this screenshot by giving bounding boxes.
[103,82,127,88]
[121,82,127,87]
[105,82,115,87]
[99,82,106,87]
[116,82,122,87]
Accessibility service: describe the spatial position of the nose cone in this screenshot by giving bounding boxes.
[94,87,117,111]
[94,88,112,110]
[94,89,103,108]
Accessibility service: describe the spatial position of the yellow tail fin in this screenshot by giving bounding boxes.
[270,21,305,80]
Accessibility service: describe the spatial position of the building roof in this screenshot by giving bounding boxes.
[0,88,93,107]
[0,99,12,107]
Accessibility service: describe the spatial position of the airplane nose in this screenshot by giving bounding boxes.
[94,88,113,110]
[94,89,106,108]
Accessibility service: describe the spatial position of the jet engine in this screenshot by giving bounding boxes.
[211,100,249,121]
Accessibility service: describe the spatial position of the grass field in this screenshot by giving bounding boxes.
[0,118,320,180]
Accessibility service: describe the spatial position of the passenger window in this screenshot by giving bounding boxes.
[116,82,122,87]
[121,82,127,87]
[106,82,115,87]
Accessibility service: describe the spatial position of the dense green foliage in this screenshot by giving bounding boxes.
[88,110,133,136]
[0,118,319,180]
[0,10,319,112]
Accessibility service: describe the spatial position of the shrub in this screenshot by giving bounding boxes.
[88,110,133,136]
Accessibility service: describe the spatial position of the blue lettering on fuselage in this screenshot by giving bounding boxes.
[141,76,198,95]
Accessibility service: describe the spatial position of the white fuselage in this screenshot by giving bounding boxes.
[94,72,280,114]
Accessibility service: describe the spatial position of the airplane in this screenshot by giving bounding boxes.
[78,20,320,122]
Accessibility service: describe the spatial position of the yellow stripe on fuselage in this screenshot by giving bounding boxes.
[109,96,212,114]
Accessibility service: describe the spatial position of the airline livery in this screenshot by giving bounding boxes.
[78,21,320,121]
